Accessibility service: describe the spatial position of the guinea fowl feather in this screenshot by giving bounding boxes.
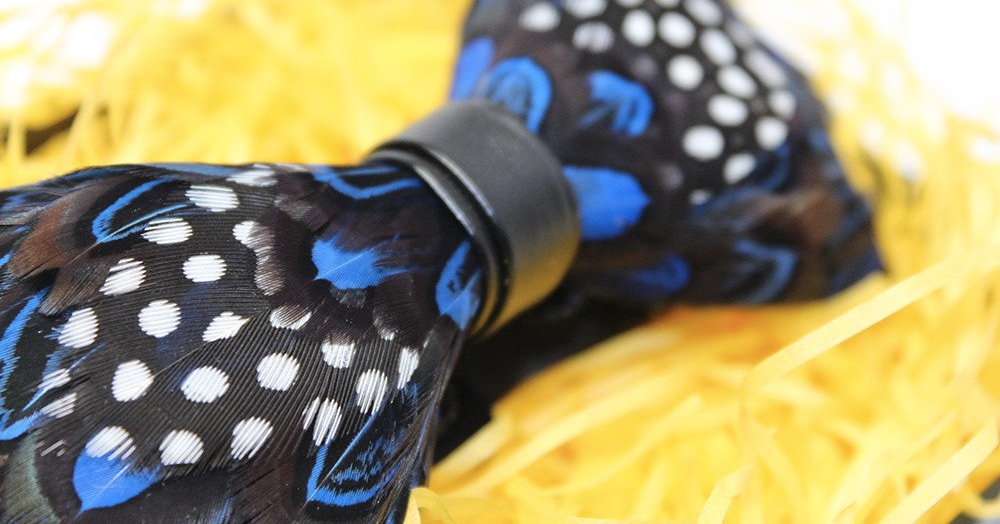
[0,162,481,521]
[454,0,878,306]
[0,0,880,521]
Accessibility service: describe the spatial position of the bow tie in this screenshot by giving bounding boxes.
[0,0,876,522]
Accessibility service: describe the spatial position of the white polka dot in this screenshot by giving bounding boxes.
[181,366,229,403]
[227,168,276,187]
[234,223,282,295]
[616,0,643,6]
[756,117,788,150]
[700,29,736,64]
[520,2,560,31]
[41,392,76,418]
[186,185,239,212]
[707,94,748,126]
[256,266,283,296]
[182,254,227,283]
[159,429,203,465]
[683,125,725,160]
[232,220,256,245]
[38,368,70,393]
[768,90,797,118]
[622,10,655,47]
[321,340,355,368]
[202,312,249,342]
[100,258,145,295]
[397,348,420,390]
[565,0,606,18]
[304,398,343,446]
[355,369,388,413]
[256,353,300,391]
[667,55,703,90]
[39,439,65,457]
[718,65,757,98]
[303,398,320,426]
[689,189,713,205]
[684,0,723,26]
[112,360,154,402]
[230,417,273,460]
[85,426,135,460]
[745,49,786,88]
[655,0,679,6]
[726,20,756,48]
[268,305,312,330]
[59,308,99,348]
[724,153,756,184]
[658,12,696,48]
[138,300,181,338]
[142,218,192,244]
[573,22,614,53]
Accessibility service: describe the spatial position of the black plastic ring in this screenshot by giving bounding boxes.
[368,102,579,335]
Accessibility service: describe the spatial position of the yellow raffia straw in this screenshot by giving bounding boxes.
[881,421,998,524]
[4,0,1000,522]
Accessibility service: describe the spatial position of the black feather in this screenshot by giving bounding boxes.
[0,162,482,522]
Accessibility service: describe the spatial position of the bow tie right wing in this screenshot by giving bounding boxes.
[453,0,880,305]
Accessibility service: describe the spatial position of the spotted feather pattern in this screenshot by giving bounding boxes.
[453,0,880,304]
[0,2,883,521]
[0,163,482,522]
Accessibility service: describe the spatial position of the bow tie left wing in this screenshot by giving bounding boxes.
[0,162,482,522]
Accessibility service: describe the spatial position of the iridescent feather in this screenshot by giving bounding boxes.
[0,163,482,522]
[0,0,881,521]
[453,0,880,305]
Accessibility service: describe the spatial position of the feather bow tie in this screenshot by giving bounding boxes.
[0,0,877,522]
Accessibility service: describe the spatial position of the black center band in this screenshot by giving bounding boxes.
[368,101,579,335]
